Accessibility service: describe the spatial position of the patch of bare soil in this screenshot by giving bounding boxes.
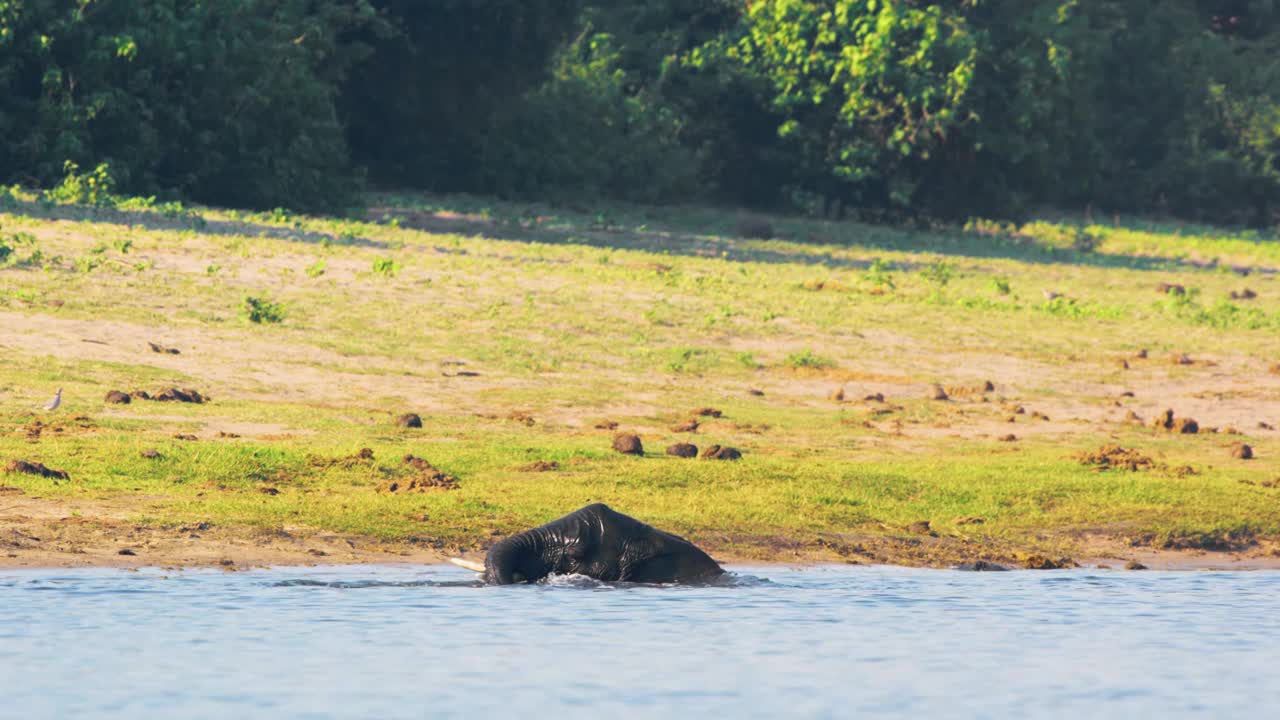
[13,416,97,444]
[0,311,515,411]
[670,418,699,433]
[0,496,447,568]
[943,381,996,399]
[802,279,851,293]
[309,447,376,469]
[506,410,535,426]
[517,460,560,472]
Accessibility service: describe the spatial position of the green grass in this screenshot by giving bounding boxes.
[2,188,1278,564]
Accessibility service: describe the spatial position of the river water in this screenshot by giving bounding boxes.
[2,564,1277,718]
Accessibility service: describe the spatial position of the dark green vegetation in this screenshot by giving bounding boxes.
[2,1,1278,222]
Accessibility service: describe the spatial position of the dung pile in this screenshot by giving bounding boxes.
[612,434,644,456]
[309,447,376,469]
[1076,445,1156,472]
[666,443,698,458]
[4,459,69,480]
[701,445,743,461]
[379,455,460,493]
[1150,409,1198,434]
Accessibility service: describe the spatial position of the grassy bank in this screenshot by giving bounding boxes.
[2,191,1278,567]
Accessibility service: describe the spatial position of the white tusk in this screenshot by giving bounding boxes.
[449,558,485,573]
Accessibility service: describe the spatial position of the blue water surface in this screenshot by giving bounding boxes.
[1,564,1277,719]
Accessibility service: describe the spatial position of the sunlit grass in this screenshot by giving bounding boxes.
[2,188,1278,562]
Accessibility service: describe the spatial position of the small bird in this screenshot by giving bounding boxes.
[43,388,62,411]
[1042,290,1061,301]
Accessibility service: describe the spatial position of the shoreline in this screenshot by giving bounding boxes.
[5,493,1280,573]
[4,524,1280,572]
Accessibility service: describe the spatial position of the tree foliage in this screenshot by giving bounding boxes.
[0,0,374,211]
[0,0,1277,224]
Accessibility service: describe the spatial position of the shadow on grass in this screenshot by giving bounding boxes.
[372,203,1264,275]
[7,194,1272,275]
[2,199,389,250]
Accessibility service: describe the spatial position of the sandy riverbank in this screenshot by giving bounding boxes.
[4,495,1279,571]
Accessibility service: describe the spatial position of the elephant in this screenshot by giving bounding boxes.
[450,503,724,585]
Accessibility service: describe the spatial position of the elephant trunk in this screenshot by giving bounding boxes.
[484,531,546,585]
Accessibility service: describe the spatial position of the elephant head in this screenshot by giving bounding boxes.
[477,503,723,585]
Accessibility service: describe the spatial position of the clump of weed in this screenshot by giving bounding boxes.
[864,258,895,290]
[667,347,715,373]
[372,256,401,277]
[305,260,327,278]
[920,261,954,286]
[785,349,836,370]
[0,226,38,265]
[41,161,117,208]
[241,295,286,324]
[989,278,1011,295]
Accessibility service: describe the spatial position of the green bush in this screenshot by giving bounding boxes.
[241,296,286,324]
